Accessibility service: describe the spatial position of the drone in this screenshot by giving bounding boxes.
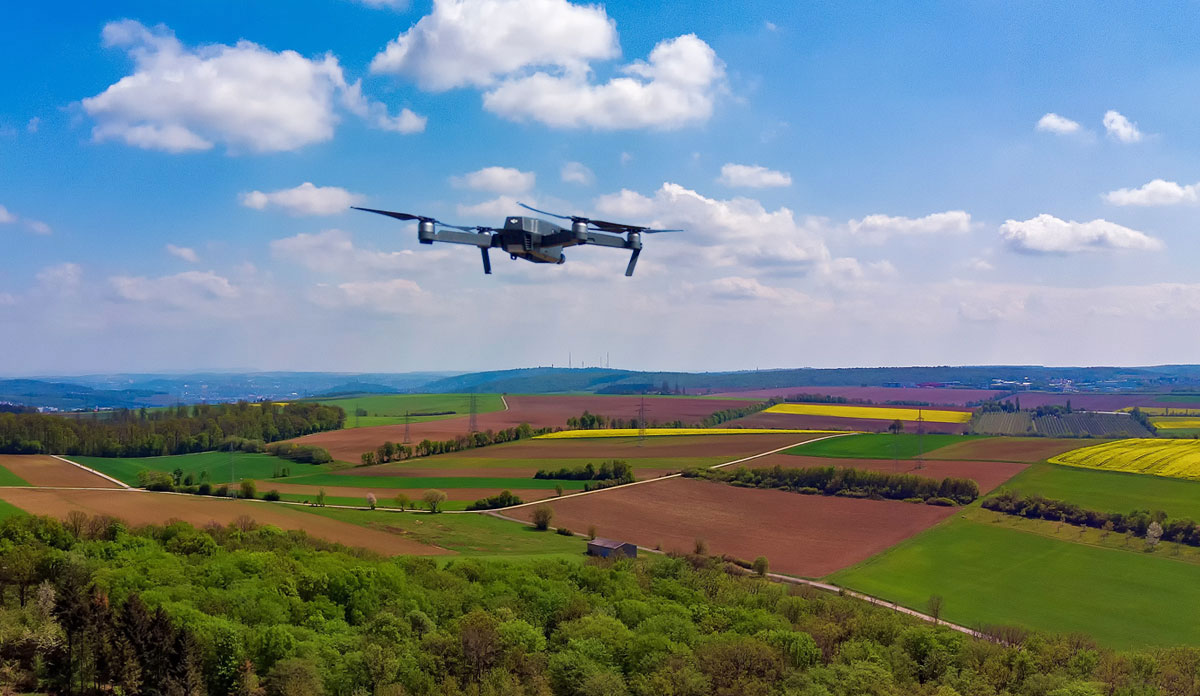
[352,203,680,276]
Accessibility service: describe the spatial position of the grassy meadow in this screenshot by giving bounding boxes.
[313,393,505,428]
[0,464,30,487]
[996,462,1200,520]
[69,451,332,486]
[784,432,979,459]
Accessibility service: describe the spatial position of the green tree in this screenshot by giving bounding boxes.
[423,489,447,513]
[532,505,554,531]
[394,493,410,511]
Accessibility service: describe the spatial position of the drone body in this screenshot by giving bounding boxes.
[353,204,679,276]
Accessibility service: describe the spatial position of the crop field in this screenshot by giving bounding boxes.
[783,432,975,459]
[0,461,30,487]
[711,385,1004,405]
[764,402,973,423]
[997,462,1200,521]
[458,432,820,460]
[1049,439,1200,480]
[829,516,1200,648]
[1151,417,1200,429]
[269,490,558,512]
[313,393,506,428]
[0,454,122,488]
[510,476,958,577]
[536,427,833,439]
[68,451,332,486]
[972,411,1033,435]
[973,411,1150,437]
[282,473,590,490]
[731,411,970,434]
[925,437,1086,462]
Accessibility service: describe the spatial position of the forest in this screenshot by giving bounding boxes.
[0,513,1195,695]
[0,402,345,457]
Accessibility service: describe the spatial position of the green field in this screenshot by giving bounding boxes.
[70,451,332,486]
[271,493,490,511]
[996,462,1200,520]
[0,499,27,520]
[784,432,980,459]
[830,516,1200,648]
[1156,394,1200,404]
[313,393,505,428]
[282,473,588,490]
[0,464,30,487]
[299,506,585,557]
[372,455,731,473]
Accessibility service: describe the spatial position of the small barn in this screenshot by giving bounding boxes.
[586,538,637,558]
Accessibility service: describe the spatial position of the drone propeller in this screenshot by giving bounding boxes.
[351,207,477,232]
[517,202,681,234]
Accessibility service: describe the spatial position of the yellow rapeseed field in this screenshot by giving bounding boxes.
[1049,439,1200,481]
[535,428,839,439]
[763,403,973,424]
[1149,418,1200,430]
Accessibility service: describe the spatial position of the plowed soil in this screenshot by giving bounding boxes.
[712,386,1004,405]
[750,454,1027,494]
[730,412,970,435]
[255,482,559,503]
[0,455,124,489]
[923,437,1087,463]
[467,432,818,459]
[510,477,956,577]
[0,488,449,556]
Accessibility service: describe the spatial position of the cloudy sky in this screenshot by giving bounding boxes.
[3,1,1200,375]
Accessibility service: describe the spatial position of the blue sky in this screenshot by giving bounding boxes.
[3,1,1200,375]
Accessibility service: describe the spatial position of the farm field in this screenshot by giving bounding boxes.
[1151,417,1200,429]
[783,433,976,459]
[1049,439,1200,480]
[0,460,30,487]
[983,462,1200,532]
[535,427,832,439]
[282,473,589,490]
[463,432,819,460]
[764,402,973,423]
[509,476,958,577]
[269,492,554,512]
[731,411,970,434]
[302,506,586,557]
[0,499,25,521]
[710,385,1004,404]
[753,453,1027,494]
[69,451,332,486]
[313,393,506,428]
[924,437,1085,462]
[0,454,122,488]
[975,411,1150,438]
[829,516,1200,648]
[0,488,450,556]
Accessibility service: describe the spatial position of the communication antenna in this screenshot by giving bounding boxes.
[403,410,411,444]
[468,393,478,434]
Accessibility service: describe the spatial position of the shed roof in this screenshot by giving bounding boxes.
[588,538,633,549]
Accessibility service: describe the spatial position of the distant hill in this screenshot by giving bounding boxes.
[0,379,172,411]
[312,382,402,398]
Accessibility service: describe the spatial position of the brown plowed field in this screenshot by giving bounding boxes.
[730,412,969,435]
[461,432,819,459]
[923,437,1087,462]
[712,386,1004,405]
[0,455,124,488]
[254,481,559,503]
[0,488,449,556]
[750,454,1026,494]
[510,477,956,577]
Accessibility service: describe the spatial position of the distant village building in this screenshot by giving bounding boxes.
[586,538,637,558]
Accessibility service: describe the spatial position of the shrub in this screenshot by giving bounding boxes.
[925,497,957,507]
[215,484,230,498]
[531,505,554,530]
[556,527,573,536]
[752,556,770,577]
[394,493,410,511]
[263,490,281,502]
[367,493,377,510]
[240,480,257,500]
[587,525,597,540]
[694,538,708,555]
[465,490,523,511]
[197,482,212,496]
[137,469,175,492]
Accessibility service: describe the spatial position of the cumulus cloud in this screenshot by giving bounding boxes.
[311,278,427,314]
[1103,110,1143,143]
[717,164,792,188]
[26,220,51,235]
[0,205,14,224]
[83,20,421,153]
[369,0,618,89]
[271,228,443,275]
[1104,179,1200,206]
[999,214,1163,253]
[483,34,725,129]
[110,270,239,309]
[1036,112,1081,135]
[456,196,527,219]
[846,211,971,243]
[241,182,366,216]
[37,262,82,289]
[561,161,595,185]
[450,166,535,194]
[166,244,199,262]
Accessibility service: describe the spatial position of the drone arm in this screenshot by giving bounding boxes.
[584,232,630,249]
[426,229,495,248]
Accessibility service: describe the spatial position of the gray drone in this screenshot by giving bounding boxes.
[352,203,680,276]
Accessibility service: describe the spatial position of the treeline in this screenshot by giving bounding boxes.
[534,459,634,482]
[0,401,344,457]
[785,394,935,407]
[983,490,1200,545]
[564,400,777,431]
[0,514,1194,696]
[360,423,551,465]
[464,489,524,511]
[687,464,980,505]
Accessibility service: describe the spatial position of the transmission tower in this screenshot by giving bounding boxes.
[468,393,478,434]
[916,409,925,470]
[403,410,411,444]
[637,395,647,447]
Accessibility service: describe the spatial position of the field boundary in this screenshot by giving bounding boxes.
[54,455,131,489]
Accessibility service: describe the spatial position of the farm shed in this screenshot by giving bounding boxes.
[587,538,637,558]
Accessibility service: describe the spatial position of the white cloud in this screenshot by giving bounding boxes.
[0,205,14,224]
[83,20,418,154]
[355,0,408,8]
[717,163,792,188]
[456,195,526,219]
[1036,112,1080,135]
[483,34,725,129]
[311,278,427,314]
[166,244,199,262]
[450,166,535,194]
[37,262,82,289]
[271,228,444,275]
[26,220,51,235]
[561,161,595,185]
[1103,110,1143,143]
[1104,179,1200,206]
[110,271,239,309]
[26,117,39,134]
[620,152,633,166]
[846,211,971,243]
[999,214,1163,253]
[241,182,366,216]
[965,257,994,272]
[369,0,618,90]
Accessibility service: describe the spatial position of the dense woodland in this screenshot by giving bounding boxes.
[0,403,345,457]
[0,513,1194,695]
[687,465,980,506]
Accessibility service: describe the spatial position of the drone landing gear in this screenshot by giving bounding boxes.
[480,248,492,274]
[624,248,641,277]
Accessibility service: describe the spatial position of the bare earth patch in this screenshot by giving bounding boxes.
[924,438,1087,463]
[0,455,123,488]
[0,488,450,556]
[511,477,956,577]
[752,454,1027,494]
